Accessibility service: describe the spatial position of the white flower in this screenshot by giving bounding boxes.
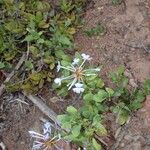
[43,122,51,134]
[54,78,62,86]
[43,121,51,139]
[54,53,100,93]
[29,122,61,150]
[72,58,80,65]
[81,53,92,61]
[72,83,84,94]
[32,141,43,150]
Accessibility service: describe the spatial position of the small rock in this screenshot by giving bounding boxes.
[121,142,125,147]
[97,6,103,11]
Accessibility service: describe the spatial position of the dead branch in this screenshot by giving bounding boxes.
[0,53,26,97]
[23,92,59,125]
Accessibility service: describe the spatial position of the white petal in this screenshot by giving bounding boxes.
[32,143,43,149]
[74,83,83,88]
[43,121,51,135]
[94,68,101,71]
[73,87,84,94]
[29,131,45,139]
[81,53,92,60]
[72,58,80,65]
[54,78,62,86]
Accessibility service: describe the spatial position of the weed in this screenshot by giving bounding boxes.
[109,67,146,125]
[84,24,106,37]
[111,0,123,5]
[55,54,148,149]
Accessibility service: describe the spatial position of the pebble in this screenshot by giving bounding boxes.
[121,142,125,147]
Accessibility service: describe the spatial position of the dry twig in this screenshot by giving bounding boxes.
[23,92,59,124]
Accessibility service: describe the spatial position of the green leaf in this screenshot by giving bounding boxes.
[55,50,71,62]
[29,73,41,81]
[112,0,123,5]
[129,102,142,110]
[117,66,125,75]
[72,124,81,137]
[135,90,145,102]
[83,92,93,101]
[57,87,68,96]
[35,11,43,23]
[29,46,39,57]
[93,90,108,102]
[61,60,70,67]
[57,114,71,125]
[75,52,82,61]
[144,79,150,94]
[92,114,101,126]
[106,87,114,96]
[117,110,129,125]
[55,50,66,59]
[96,123,107,135]
[4,20,24,33]
[96,78,104,88]
[0,62,5,69]
[25,60,34,70]
[24,35,34,42]
[59,35,72,46]
[92,138,102,150]
[67,106,77,114]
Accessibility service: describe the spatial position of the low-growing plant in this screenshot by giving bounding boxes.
[109,67,147,125]
[53,52,101,96]
[55,53,149,149]
[111,0,123,5]
[84,24,106,37]
[58,105,106,149]
[0,0,86,93]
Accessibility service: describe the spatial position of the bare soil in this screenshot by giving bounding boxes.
[0,0,150,149]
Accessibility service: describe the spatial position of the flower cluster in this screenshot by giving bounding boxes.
[29,121,62,150]
[54,53,100,94]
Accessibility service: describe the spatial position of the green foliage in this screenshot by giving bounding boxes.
[144,79,150,95]
[57,65,148,149]
[58,104,105,149]
[0,0,86,93]
[111,0,123,5]
[84,24,106,37]
[110,67,145,125]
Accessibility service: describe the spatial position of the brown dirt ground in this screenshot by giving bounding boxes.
[0,0,150,149]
